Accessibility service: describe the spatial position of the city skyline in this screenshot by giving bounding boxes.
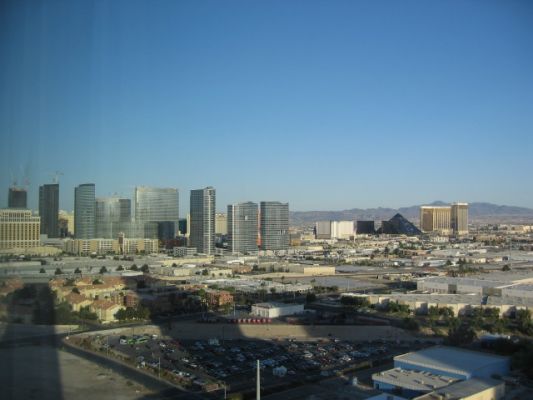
[3,181,533,216]
[1,1,532,212]
[1,2,532,399]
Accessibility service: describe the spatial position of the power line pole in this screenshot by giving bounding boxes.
[256,359,261,400]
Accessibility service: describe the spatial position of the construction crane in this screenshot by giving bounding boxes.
[49,171,64,184]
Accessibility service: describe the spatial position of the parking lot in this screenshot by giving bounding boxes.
[71,331,433,397]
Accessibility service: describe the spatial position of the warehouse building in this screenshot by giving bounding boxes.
[373,346,509,399]
[394,346,509,380]
[414,377,504,400]
[373,368,458,398]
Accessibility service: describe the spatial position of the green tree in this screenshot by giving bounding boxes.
[306,293,317,303]
[115,308,127,321]
[502,264,511,271]
[402,317,419,331]
[54,267,63,275]
[78,306,97,320]
[39,268,46,274]
[448,321,476,345]
[99,266,108,274]
[516,309,532,335]
[74,267,82,274]
[136,280,147,289]
[440,307,454,318]
[54,302,74,324]
[116,265,124,271]
[341,296,370,309]
[135,305,150,320]
[64,278,76,286]
[141,264,149,273]
[130,264,138,271]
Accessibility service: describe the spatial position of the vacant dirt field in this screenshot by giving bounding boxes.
[0,344,155,400]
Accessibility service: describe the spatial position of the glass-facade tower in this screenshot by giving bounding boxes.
[134,187,179,237]
[227,202,258,254]
[39,183,59,238]
[189,187,215,254]
[260,201,289,250]
[95,197,131,238]
[74,183,96,239]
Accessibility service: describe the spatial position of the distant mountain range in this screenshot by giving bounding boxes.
[290,201,533,226]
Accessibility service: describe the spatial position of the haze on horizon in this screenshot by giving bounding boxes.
[1,0,532,214]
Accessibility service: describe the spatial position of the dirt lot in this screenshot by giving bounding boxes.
[0,344,155,400]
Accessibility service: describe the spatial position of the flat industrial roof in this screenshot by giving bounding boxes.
[487,295,533,307]
[253,302,303,309]
[394,346,508,376]
[413,377,502,400]
[372,368,458,392]
[373,293,483,304]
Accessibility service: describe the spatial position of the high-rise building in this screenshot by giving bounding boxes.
[74,183,96,239]
[39,183,59,238]
[227,202,258,254]
[315,220,355,240]
[134,187,179,237]
[58,210,74,237]
[420,206,452,235]
[95,197,131,238]
[0,209,40,249]
[451,202,469,235]
[189,187,215,254]
[215,213,228,235]
[260,201,289,250]
[356,220,375,234]
[8,187,27,209]
[315,221,332,239]
[157,221,176,241]
[178,218,187,236]
[331,221,355,239]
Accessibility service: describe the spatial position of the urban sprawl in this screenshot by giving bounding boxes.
[1,183,533,400]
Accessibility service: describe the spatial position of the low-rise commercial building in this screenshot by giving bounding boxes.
[365,292,533,317]
[251,302,304,318]
[173,246,197,257]
[63,238,159,255]
[284,264,336,275]
[206,289,233,308]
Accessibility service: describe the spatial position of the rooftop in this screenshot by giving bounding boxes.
[394,346,508,376]
[373,368,458,392]
[253,302,303,309]
[413,377,502,400]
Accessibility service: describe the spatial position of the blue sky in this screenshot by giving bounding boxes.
[1,0,532,214]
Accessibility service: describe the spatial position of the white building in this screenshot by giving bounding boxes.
[315,220,354,240]
[173,246,197,257]
[331,221,355,240]
[251,302,304,318]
